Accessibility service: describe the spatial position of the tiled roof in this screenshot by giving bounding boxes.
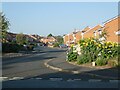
[103,16,120,25]
[81,26,90,32]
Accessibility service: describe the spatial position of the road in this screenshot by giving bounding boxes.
[2,46,119,88]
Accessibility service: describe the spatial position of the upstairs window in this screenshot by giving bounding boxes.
[116,31,120,35]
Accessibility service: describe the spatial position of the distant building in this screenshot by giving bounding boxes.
[63,32,77,47]
[4,32,42,44]
[26,34,41,43]
[6,32,17,42]
[40,36,57,47]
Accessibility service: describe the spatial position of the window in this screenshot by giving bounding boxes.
[116,31,120,35]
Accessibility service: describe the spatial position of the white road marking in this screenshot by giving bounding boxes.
[35,78,42,80]
[49,78,63,81]
[73,78,81,81]
[67,79,74,82]
[88,79,101,82]
[109,80,120,83]
[72,71,79,74]
[0,77,8,81]
[9,77,24,80]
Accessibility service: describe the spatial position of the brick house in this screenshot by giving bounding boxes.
[83,25,102,39]
[81,26,91,39]
[4,32,42,44]
[27,34,41,43]
[5,32,17,42]
[63,27,91,46]
[63,34,68,46]
[63,31,78,46]
[40,36,56,47]
[103,16,120,43]
[75,31,82,42]
[63,16,120,46]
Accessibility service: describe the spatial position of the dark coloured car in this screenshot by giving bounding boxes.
[59,44,68,48]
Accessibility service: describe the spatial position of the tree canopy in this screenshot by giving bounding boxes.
[0,12,10,42]
[55,35,63,44]
[47,33,53,37]
[16,33,28,45]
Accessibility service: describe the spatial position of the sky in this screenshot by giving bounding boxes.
[2,2,118,36]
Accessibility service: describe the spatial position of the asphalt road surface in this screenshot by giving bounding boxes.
[2,46,119,88]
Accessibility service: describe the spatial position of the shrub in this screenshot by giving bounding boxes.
[79,38,100,62]
[67,52,78,62]
[66,38,119,66]
[108,56,120,67]
[53,42,59,47]
[27,44,34,51]
[95,57,107,66]
[77,55,89,64]
[2,43,24,53]
[78,38,119,66]
[107,60,118,67]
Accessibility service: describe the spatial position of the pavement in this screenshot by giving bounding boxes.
[1,46,65,60]
[44,52,119,80]
[2,50,45,60]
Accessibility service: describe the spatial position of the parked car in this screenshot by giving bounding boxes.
[59,44,68,48]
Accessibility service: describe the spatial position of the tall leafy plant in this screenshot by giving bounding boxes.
[0,12,10,43]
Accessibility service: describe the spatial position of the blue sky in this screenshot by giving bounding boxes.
[2,2,118,36]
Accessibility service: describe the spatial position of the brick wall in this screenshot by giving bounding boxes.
[104,17,120,43]
[76,31,82,42]
[83,25,102,39]
[63,34,69,46]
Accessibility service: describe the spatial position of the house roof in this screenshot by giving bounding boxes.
[81,26,90,32]
[84,25,102,33]
[103,15,120,25]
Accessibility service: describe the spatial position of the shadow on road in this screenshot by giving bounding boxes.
[2,55,57,66]
[2,67,119,88]
[25,66,119,80]
[85,67,119,79]
[45,50,67,53]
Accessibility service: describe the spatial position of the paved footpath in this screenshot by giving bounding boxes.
[2,51,45,60]
[45,52,119,80]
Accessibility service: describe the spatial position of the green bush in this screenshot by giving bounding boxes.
[53,42,59,47]
[79,38,100,62]
[95,57,107,66]
[2,43,24,53]
[67,52,78,62]
[107,60,118,67]
[27,44,34,51]
[77,55,89,64]
[66,38,119,66]
[78,38,119,66]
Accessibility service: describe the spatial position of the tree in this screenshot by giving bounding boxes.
[55,35,63,44]
[0,12,10,43]
[53,42,59,47]
[16,33,27,45]
[47,33,53,37]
